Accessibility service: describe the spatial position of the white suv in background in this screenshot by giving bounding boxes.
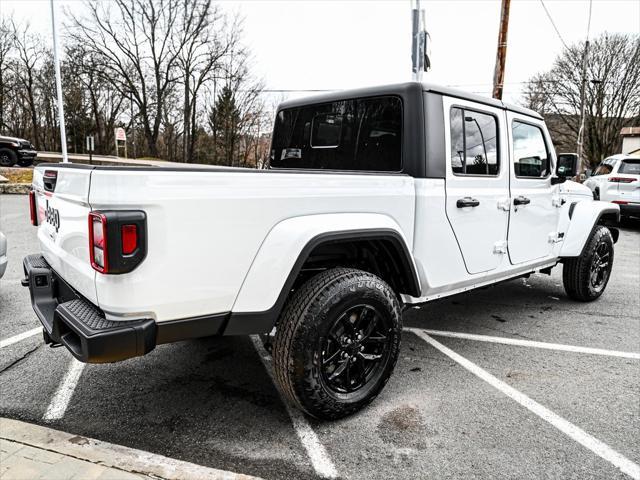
[585,154,640,218]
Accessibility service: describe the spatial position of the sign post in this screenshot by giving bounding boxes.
[86,136,95,164]
[114,128,127,158]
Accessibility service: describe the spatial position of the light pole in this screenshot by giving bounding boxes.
[50,0,68,162]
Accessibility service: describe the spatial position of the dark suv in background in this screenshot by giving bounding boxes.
[0,136,37,167]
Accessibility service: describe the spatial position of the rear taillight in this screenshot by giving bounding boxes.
[612,200,629,205]
[29,190,37,226]
[89,212,108,273]
[608,177,635,183]
[88,211,147,274]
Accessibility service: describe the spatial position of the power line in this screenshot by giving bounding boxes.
[539,0,569,50]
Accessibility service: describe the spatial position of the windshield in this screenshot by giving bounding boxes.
[592,158,617,176]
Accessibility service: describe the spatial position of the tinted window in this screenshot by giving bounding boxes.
[270,96,402,172]
[512,121,550,178]
[450,107,499,175]
[618,159,640,174]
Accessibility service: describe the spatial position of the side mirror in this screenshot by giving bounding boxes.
[556,153,578,177]
[552,153,578,185]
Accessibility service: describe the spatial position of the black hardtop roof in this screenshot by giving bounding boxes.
[277,81,543,120]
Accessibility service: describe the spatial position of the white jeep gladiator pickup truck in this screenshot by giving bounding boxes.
[23,82,619,420]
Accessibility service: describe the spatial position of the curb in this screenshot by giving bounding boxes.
[0,418,260,480]
[0,183,30,194]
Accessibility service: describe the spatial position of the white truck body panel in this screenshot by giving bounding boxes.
[87,169,415,321]
[32,167,97,304]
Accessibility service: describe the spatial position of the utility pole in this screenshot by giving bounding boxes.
[411,0,428,81]
[492,0,511,100]
[50,0,68,162]
[576,0,593,176]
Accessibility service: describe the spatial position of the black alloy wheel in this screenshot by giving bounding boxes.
[320,304,392,394]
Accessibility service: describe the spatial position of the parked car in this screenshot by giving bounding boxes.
[584,154,640,218]
[0,136,38,167]
[22,82,619,420]
[0,232,7,279]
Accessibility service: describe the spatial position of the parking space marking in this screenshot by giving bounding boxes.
[0,327,42,349]
[410,328,640,360]
[250,335,339,479]
[43,358,85,422]
[409,329,640,480]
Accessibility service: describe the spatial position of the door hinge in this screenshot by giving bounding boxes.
[548,232,565,243]
[497,198,511,211]
[493,240,508,254]
[552,197,566,208]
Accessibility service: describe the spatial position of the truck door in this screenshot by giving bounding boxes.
[443,98,510,274]
[506,114,559,264]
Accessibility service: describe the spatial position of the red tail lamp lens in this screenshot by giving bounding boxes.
[121,224,138,255]
[89,212,108,273]
[29,190,37,226]
[608,177,635,183]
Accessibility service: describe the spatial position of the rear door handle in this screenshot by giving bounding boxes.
[457,197,480,208]
[513,196,531,206]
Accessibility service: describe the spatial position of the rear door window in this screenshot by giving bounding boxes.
[449,107,499,175]
[270,96,402,172]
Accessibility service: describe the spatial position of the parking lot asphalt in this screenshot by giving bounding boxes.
[1,193,639,480]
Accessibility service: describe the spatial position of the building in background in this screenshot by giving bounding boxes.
[620,127,640,155]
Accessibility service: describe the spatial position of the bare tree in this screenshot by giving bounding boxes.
[68,0,192,157]
[0,17,17,134]
[523,33,640,167]
[10,21,48,149]
[176,0,237,162]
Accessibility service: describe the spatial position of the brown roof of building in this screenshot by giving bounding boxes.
[620,127,640,136]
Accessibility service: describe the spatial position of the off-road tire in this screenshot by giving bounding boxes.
[0,148,17,167]
[562,225,614,302]
[272,267,402,420]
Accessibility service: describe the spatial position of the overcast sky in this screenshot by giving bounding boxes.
[1,0,639,105]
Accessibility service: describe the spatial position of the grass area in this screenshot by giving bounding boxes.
[0,168,33,184]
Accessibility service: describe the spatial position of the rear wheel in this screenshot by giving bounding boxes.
[273,268,401,420]
[0,149,17,167]
[562,226,614,301]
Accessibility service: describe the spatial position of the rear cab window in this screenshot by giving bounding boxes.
[270,96,402,172]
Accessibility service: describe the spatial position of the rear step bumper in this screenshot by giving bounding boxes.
[22,254,156,363]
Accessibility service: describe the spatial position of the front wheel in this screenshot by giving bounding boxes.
[273,268,402,420]
[0,149,17,167]
[562,226,614,301]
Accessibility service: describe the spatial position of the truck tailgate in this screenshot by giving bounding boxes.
[33,166,96,304]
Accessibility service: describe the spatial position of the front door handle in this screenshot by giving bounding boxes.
[513,196,531,206]
[457,197,480,208]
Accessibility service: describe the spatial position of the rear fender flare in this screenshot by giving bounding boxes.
[226,214,419,334]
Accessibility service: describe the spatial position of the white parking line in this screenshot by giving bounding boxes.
[409,329,640,480]
[411,328,640,360]
[250,335,338,479]
[43,358,85,422]
[0,327,42,349]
